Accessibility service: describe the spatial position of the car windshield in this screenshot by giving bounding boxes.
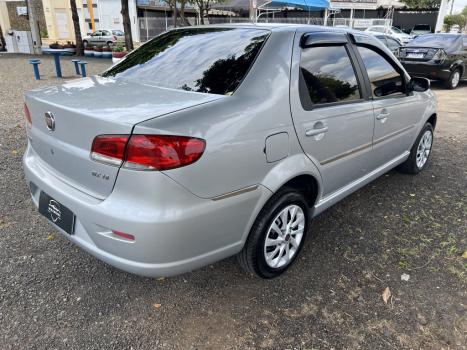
[413,25,430,31]
[103,27,270,95]
[391,27,404,34]
[409,34,460,48]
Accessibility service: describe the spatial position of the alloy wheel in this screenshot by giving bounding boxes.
[452,71,460,88]
[416,129,433,169]
[263,204,305,269]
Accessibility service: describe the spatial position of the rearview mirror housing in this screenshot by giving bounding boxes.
[409,77,430,92]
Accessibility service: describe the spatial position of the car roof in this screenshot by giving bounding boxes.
[188,23,373,36]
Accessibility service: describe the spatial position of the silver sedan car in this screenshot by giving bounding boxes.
[23,24,437,278]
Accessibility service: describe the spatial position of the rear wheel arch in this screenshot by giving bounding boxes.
[275,175,320,211]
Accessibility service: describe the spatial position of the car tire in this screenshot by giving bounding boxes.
[237,187,309,278]
[444,68,461,89]
[397,123,434,174]
[83,40,88,48]
[106,41,113,46]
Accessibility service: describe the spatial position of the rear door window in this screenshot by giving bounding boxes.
[103,28,270,95]
[299,45,361,108]
[357,46,405,98]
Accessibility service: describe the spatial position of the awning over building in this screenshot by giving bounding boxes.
[267,0,330,11]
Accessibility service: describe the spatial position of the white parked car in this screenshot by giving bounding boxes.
[365,25,413,45]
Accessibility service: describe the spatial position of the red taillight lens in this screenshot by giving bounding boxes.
[24,103,32,126]
[91,135,129,166]
[90,134,205,170]
[124,135,206,170]
[112,230,135,241]
[113,35,117,41]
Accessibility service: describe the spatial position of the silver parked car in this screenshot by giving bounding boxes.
[82,29,124,47]
[23,25,437,278]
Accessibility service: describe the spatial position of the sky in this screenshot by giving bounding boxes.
[452,0,467,14]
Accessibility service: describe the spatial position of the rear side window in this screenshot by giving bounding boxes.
[299,45,361,107]
[103,28,270,95]
[357,46,405,98]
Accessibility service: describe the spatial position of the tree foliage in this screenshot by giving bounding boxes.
[444,13,467,31]
[401,0,441,9]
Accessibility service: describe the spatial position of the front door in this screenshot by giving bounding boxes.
[290,32,375,196]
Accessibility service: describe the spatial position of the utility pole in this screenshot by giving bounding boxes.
[435,0,450,32]
[27,0,42,54]
[88,0,96,32]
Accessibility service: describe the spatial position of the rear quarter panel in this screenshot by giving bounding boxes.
[134,30,320,199]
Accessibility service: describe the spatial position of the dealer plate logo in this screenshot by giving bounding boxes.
[47,200,61,222]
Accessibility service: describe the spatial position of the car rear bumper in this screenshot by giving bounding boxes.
[401,61,451,80]
[23,143,271,277]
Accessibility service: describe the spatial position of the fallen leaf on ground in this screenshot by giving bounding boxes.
[47,234,55,241]
[11,150,18,155]
[462,251,467,259]
[157,277,165,282]
[153,303,162,309]
[382,287,391,304]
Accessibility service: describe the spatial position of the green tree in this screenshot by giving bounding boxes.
[401,0,441,8]
[444,13,467,31]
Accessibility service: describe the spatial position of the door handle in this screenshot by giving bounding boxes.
[305,126,328,137]
[376,108,390,121]
[376,112,390,120]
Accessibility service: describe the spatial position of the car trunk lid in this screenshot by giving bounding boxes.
[25,76,223,199]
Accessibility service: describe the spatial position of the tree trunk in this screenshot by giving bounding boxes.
[173,0,177,28]
[199,5,204,24]
[180,0,188,26]
[121,0,134,51]
[70,0,84,56]
[0,24,6,52]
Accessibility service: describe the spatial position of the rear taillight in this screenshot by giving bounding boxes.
[24,103,32,127]
[113,35,117,41]
[91,134,206,170]
[91,135,129,166]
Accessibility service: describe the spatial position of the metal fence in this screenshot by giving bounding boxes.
[138,17,392,42]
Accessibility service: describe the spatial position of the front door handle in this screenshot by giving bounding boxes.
[305,126,328,137]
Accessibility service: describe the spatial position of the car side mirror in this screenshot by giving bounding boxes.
[409,77,430,92]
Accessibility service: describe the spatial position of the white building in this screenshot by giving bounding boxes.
[79,0,139,41]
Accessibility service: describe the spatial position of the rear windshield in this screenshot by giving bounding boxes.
[103,28,270,95]
[410,34,460,48]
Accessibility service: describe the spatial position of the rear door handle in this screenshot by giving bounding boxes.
[305,126,328,137]
[376,109,391,121]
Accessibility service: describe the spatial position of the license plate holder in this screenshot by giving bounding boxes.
[39,191,75,234]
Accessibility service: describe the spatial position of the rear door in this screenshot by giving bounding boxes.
[354,42,424,167]
[290,32,375,196]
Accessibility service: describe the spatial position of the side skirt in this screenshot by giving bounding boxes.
[313,151,410,216]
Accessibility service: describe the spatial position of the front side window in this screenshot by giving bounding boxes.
[358,46,405,98]
[103,28,270,95]
[299,45,361,107]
